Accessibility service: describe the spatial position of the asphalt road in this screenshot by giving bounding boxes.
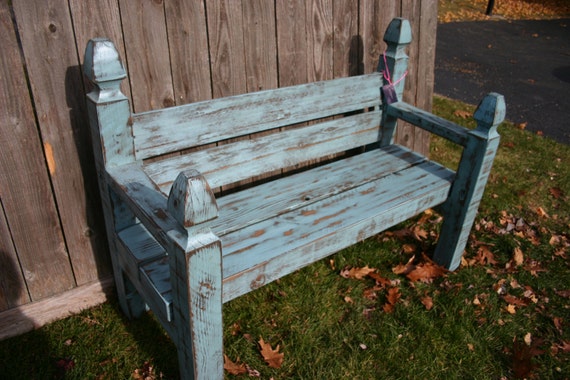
[434,18,570,145]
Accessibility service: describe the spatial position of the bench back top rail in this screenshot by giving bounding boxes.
[132,74,383,161]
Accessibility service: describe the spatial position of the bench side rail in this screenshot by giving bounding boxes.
[131,73,382,160]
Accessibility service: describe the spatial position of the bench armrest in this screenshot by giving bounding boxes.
[386,102,469,146]
[106,164,218,251]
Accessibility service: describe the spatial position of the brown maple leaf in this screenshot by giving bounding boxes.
[259,337,284,369]
[475,245,498,266]
[382,287,401,313]
[223,355,247,375]
[512,337,544,379]
[406,262,447,283]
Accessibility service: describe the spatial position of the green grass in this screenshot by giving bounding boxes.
[1,96,569,379]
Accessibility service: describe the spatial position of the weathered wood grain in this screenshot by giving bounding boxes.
[399,0,422,149]
[307,0,334,82]
[164,0,212,104]
[360,0,400,74]
[242,0,278,92]
[0,277,113,341]
[4,1,76,299]
[276,0,308,87]
[413,0,438,155]
[206,0,247,98]
[119,0,173,112]
[333,0,359,77]
[69,0,132,106]
[0,202,29,310]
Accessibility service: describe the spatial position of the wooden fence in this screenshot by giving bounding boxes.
[0,0,437,338]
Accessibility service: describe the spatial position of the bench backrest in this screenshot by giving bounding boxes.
[84,19,412,191]
[137,74,385,192]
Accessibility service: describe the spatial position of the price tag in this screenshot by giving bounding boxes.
[381,84,398,105]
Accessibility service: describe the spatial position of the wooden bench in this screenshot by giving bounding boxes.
[84,18,504,380]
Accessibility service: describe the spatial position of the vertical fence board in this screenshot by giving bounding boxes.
[359,0,400,74]
[165,0,212,104]
[333,0,359,77]
[70,0,132,106]
[119,0,173,112]
[413,0,438,154]
[242,0,278,92]
[307,0,333,82]
[0,201,29,311]
[399,0,421,149]
[206,0,247,98]
[2,1,76,299]
[276,0,308,87]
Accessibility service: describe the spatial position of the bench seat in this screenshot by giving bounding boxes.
[113,144,453,325]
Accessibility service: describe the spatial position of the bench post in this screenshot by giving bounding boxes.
[433,93,504,270]
[379,18,412,146]
[167,171,223,379]
[84,39,145,318]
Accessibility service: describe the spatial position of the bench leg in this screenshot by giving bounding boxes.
[433,94,504,270]
[169,231,223,380]
[106,191,147,319]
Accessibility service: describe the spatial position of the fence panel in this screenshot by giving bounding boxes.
[0,0,437,330]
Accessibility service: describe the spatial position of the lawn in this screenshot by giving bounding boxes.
[1,95,568,379]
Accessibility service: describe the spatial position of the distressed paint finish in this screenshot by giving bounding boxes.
[433,93,504,270]
[84,39,145,319]
[85,18,502,379]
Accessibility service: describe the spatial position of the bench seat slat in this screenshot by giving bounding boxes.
[139,157,454,319]
[211,145,427,235]
[132,73,382,160]
[144,111,382,192]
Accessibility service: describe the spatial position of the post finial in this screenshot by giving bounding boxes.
[473,93,506,133]
[383,18,412,46]
[84,38,126,86]
[167,170,219,228]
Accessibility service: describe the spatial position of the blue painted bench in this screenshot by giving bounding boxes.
[84,18,504,380]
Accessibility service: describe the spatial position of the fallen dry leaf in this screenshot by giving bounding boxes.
[453,109,471,119]
[259,337,284,369]
[383,287,401,313]
[512,337,545,379]
[513,247,524,266]
[476,245,498,266]
[421,295,434,310]
[223,355,247,375]
[536,207,549,218]
[549,187,564,199]
[406,262,447,283]
[341,265,376,280]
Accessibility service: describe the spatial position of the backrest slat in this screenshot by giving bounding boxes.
[132,73,382,160]
[144,111,381,193]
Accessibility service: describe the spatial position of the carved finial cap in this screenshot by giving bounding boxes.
[84,38,126,84]
[474,93,506,128]
[383,18,412,46]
